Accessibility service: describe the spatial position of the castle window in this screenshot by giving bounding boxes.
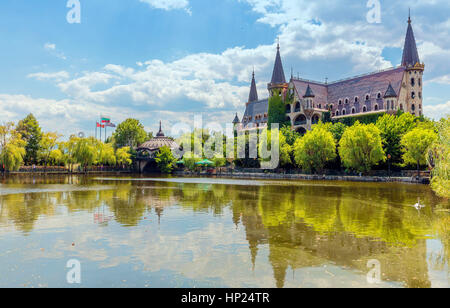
[351,108,356,114]
[374,104,378,111]
[355,97,358,103]
[366,95,370,101]
[286,104,291,113]
[377,93,381,99]
[363,106,367,112]
[387,101,390,110]
[400,104,403,111]
[336,110,340,116]
[419,92,422,99]
[342,109,346,115]
[412,104,415,111]
[339,100,342,105]
[419,104,422,110]
[411,78,415,87]
[345,98,349,104]
[295,102,300,112]
[411,92,416,99]
[418,78,421,86]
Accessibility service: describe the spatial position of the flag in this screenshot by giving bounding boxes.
[106,123,116,128]
[96,122,101,128]
[101,116,111,123]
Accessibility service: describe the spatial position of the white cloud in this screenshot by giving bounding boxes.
[424,101,450,120]
[44,42,66,60]
[27,71,70,82]
[139,0,191,14]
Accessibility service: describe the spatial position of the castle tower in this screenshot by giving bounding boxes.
[268,43,288,97]
[248,70,259,103]
[401,13,424,116]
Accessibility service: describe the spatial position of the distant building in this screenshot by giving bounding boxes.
[136,121,178,173]
[234,15,424,134]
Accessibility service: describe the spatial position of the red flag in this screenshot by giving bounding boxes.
[96,122,101,128]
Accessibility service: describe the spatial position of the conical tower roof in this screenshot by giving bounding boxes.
[270,43,286,84]
[233,113,240,124]
[156,121,165,137]
[401,14,420,67]
[384,83,398,98]
[303,84,315,98]
[248,70,259,102]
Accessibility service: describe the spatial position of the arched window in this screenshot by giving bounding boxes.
[366,95,370,101]
[345,98,349,104]
[312,115,320,124]
[295,102,301,112]
[339,100,342,105]
[355,97,358,103]
[318,104,322,109]
[411,92,416,99]
[411,78,415,87]
[363,106,367,112]
[336,110,340,116]
[387,101,390,110]
[377,93,381,99]
[374,104,378,111]
[418,78,421,87]
[419,92,422,99]
[351,108,356,114]
[342,109,346,115]
[412,104,416,111]
[294,115,307,126]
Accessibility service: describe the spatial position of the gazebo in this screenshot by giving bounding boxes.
[136,121,179,173]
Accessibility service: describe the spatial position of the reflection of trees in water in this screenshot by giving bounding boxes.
[0,176,448,287]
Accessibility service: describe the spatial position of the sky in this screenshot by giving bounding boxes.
[0,0,449,138]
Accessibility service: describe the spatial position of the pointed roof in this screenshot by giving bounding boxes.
[248,70,259,102]
[156,121,165,137]
[303,84,315,98]
[401,14,420,67]
[270,43,286,84]
[384,83,398,98]
[233,113,240,124]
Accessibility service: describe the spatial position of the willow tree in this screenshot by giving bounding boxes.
[116,147,132,168]
[0,122,26,171]
[339,122,385,173]
[429,116,449,198]
[294,126,336,173]
[402,127,438,179]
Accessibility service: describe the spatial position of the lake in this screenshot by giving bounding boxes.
[0,175,448,288]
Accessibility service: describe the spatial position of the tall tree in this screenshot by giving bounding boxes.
[38,132,61,169]
[155,146,176,174]
[429,116,449,198]
[116,147,132,168]
[401,127,438,178]
[294,126,336,173]
[339,122,385,173]
[16,114,42,165]
[113,119,148,149]
[268,90,289,129]
[0,122,26,171]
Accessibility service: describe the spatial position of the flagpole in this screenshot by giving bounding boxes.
[95,122,97,140]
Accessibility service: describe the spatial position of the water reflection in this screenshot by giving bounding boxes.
[0,175,448,288]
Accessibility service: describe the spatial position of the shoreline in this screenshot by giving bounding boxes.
[174,171,430,184]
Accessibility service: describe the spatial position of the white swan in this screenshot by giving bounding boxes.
[414,198,425,210]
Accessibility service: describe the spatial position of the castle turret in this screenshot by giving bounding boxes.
[303,84,315,109]
[401,12,424,116]
[248,70,259,103]
[268,43,288,97]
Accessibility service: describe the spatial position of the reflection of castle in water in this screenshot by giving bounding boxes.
[0,177,448,288]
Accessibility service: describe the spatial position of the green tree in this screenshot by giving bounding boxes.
[339,122,385,173]
[16,114,42,165]
[401,127,438,178]
[268,90,289,129]
[73,137,97,171]
[113,119,148,148]
[429,116,449,198]
[376,113,416,164]
[293,126,336,173]
[116,147,132,168]
[280,125,300,146]
[49,149,64,166]
[258,129,292,168]
[98,142,116,166]
[0,122,26,171]
[38,132,61,168]
[59,136,79,172]
[155,146,176,174]
[327,122,347,143]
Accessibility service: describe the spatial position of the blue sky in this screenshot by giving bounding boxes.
[0,0,449,137]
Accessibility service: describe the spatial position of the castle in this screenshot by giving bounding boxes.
[233,15,424,134]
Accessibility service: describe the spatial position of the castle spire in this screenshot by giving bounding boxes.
[248,70,259,103]
[270,43,286,84]
[156,121,165,137]
[402,12,420,67]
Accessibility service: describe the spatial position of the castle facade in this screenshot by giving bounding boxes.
[233,15,424,134]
